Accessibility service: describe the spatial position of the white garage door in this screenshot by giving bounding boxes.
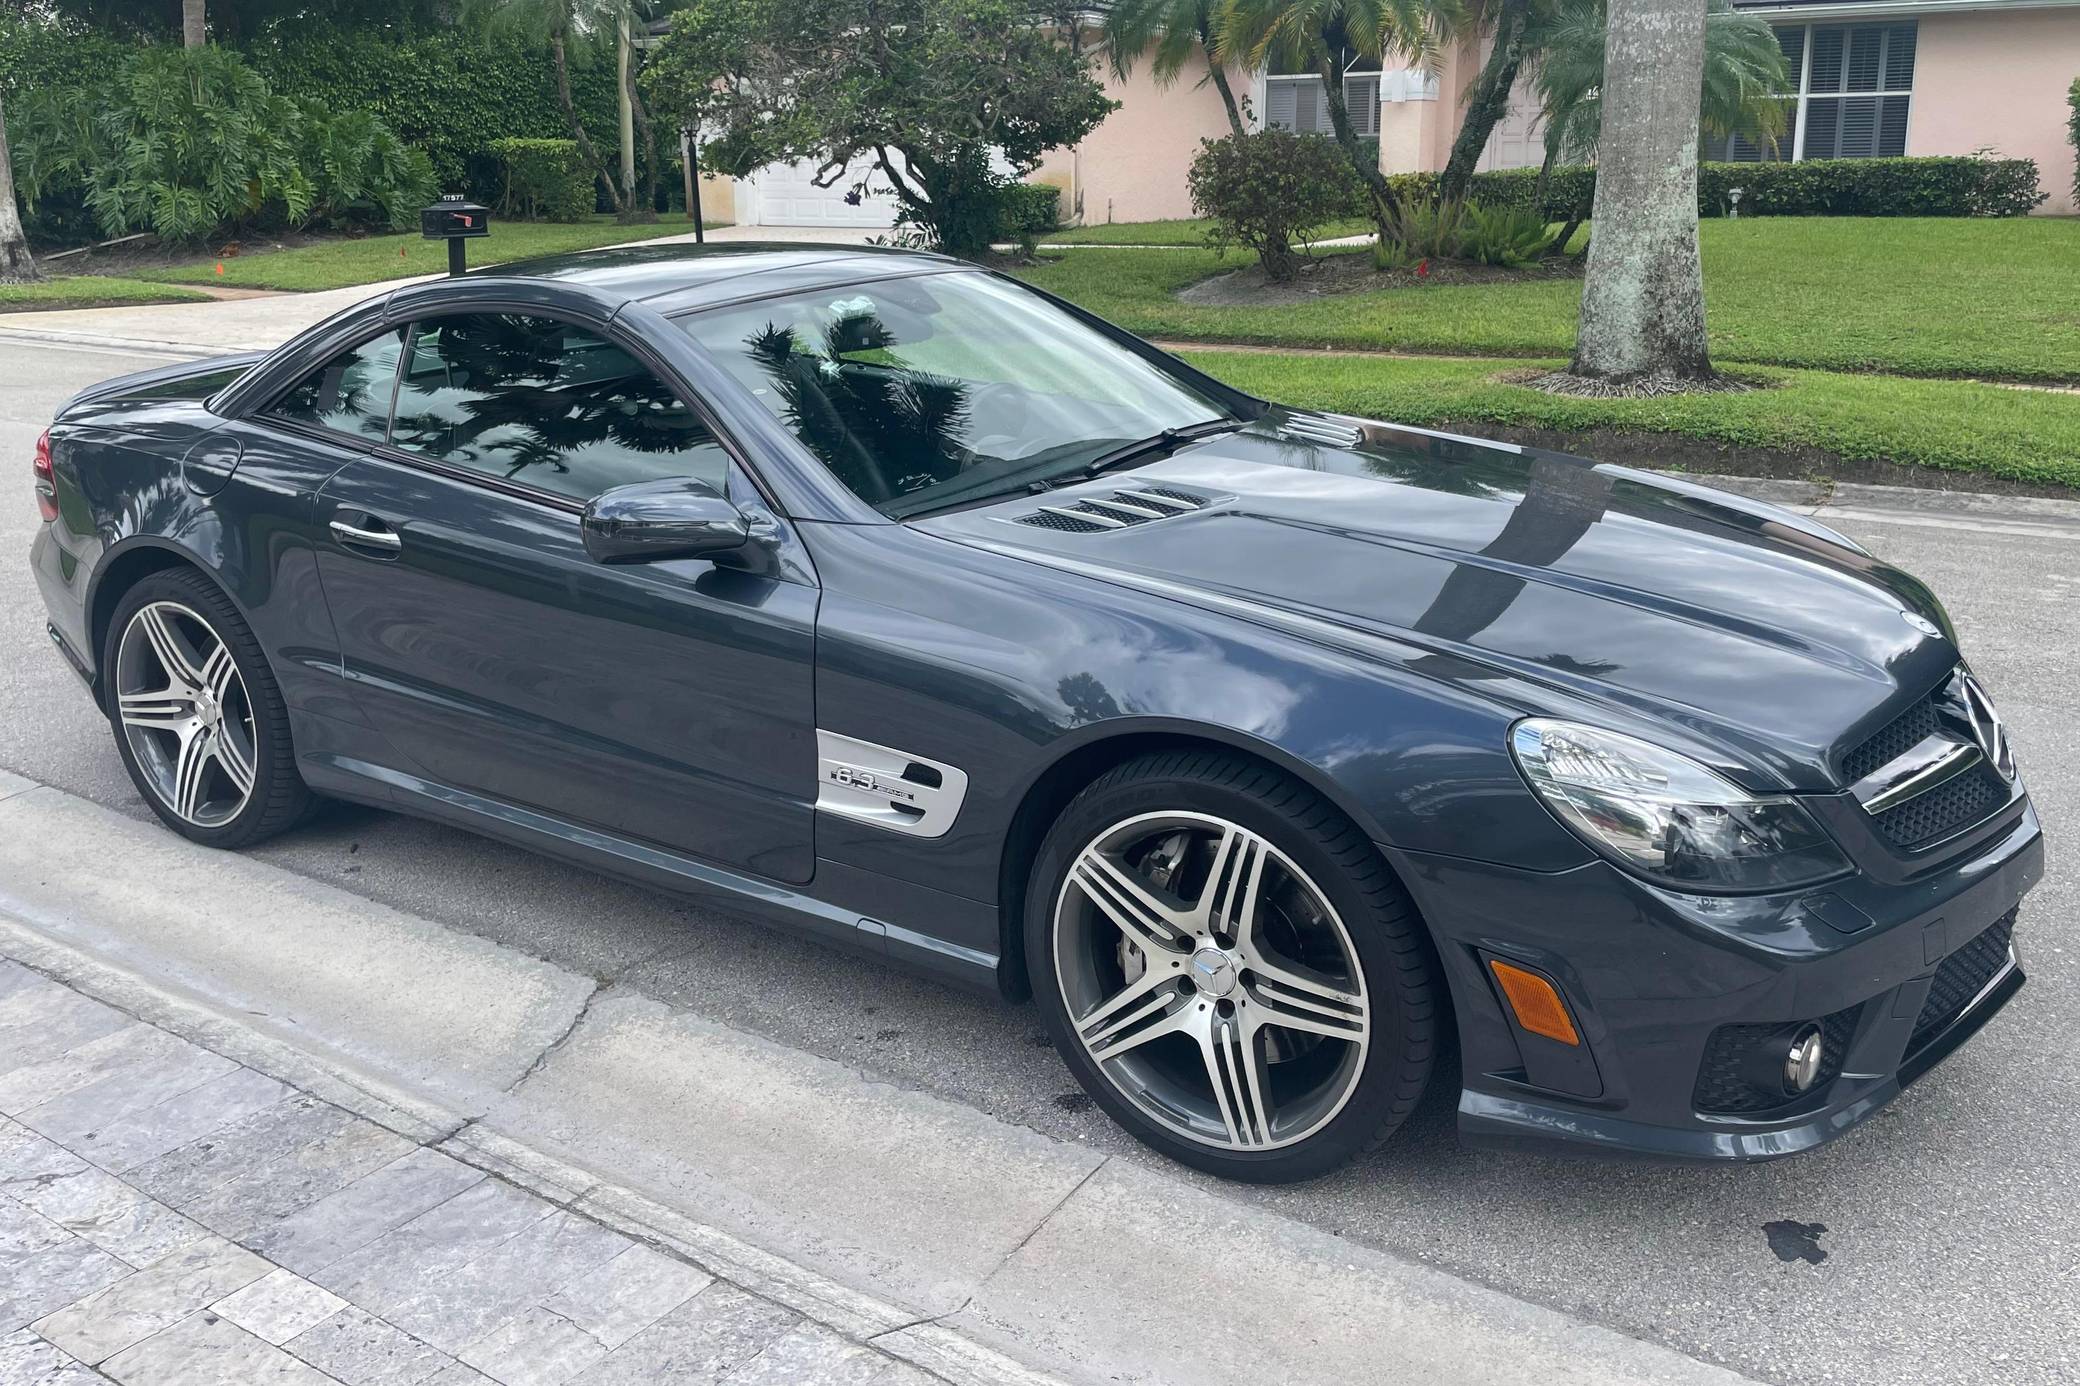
[742,156,903,228]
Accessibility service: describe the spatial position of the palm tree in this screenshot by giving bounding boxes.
[1564,0,1715,385]
[183,0,206,46]
[476,0,660,217]
[1529,0,1785,250]
[1101,0,1248,138]
[1443,0,1781,206]
[1220,0,1467,232]
[0,95,39,283]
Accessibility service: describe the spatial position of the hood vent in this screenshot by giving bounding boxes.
[1278,412,1366,449]
[1014,487,1207,534]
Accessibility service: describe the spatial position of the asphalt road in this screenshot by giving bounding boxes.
[6,340,2076,1386]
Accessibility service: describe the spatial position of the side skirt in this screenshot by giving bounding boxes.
[300,753,1003,995]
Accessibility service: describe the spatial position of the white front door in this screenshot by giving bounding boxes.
[743,156,903,228]
[1477,91,1546,173]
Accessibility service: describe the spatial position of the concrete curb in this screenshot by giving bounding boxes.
[0,770,1763,1386]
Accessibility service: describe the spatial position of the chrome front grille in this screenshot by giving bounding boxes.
[1844,667,2017,851]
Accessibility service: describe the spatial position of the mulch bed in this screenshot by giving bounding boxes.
[1179,250,1581,307]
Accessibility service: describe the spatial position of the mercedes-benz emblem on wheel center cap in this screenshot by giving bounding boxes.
[1190,947,1238,998]
[1902,611,1942,638]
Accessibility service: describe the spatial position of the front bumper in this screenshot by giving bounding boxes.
[1387,799,2045,1162]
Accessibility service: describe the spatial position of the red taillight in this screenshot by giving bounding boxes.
[33,428,57,523]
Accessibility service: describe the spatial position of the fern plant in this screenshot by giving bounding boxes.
[1459,202,1549,267]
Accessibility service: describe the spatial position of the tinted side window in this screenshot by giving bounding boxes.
[388,313,729,501]
[266,328,405,443]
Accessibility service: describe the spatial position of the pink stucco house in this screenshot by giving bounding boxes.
[709,0,2079,227]
[1037,0,2079,222]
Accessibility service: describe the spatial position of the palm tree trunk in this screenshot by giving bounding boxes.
[0,96,40,283]
[552,23,625,214]
[1568,0,1713,382]
[615,7,639,217]
[1439,0,1529,204]
[1199,20,1248,138]
[182,0,206,47]
[1317,52,1400,234]
[629,74,661,222]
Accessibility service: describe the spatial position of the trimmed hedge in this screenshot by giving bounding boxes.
[241,23,620,200]
[1000,182,1064,240]
[1390,156,2046,221]
[489,139,595,223]
[2,16,621,206]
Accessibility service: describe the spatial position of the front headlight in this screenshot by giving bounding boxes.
[1511,720,1849,893]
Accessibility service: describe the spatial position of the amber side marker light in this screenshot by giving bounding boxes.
[1489,960,1581,1046]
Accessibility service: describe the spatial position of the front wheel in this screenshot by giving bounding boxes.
[1027,751,1441,1183]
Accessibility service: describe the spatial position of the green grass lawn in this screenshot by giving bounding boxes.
[1180,349,2080,488]
[1020,218,2080,382]
[0,276,213,312]
[137,214,723,293]
[1041,216,1373,246]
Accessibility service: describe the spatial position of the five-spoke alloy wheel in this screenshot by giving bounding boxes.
[1030,751,1440,1182]
[1054,810,1370,1152]
[115,600,258,829]
[103,569,311,848]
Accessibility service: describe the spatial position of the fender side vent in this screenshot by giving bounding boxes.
[1014,488,1207,533]
[1277,412,1366,449]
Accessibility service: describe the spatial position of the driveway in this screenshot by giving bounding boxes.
[3,334,2076,1386]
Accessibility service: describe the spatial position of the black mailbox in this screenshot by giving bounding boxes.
[421,196,491,276]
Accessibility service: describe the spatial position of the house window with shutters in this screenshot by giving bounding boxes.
[1265,60,1382,139]
[1704,21,1916,162]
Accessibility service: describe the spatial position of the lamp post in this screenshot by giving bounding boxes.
[421,195,491,277]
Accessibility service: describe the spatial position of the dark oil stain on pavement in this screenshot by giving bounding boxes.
[1764,1220,1829,1264]
[1054,1092,1093,1112]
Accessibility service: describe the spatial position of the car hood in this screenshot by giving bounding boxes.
[916,413,1959,791]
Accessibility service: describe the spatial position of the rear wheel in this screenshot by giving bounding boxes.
[1027,750,1440,1182]
[103,568,312,849]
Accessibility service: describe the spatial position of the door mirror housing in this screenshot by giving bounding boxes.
[580,478,755,565]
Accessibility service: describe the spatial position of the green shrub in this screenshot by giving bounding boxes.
[1393,156,2043,220]
[299,105,438,230]
[489,138,596,222]
[1698,156,2044,216]
[14,46,432,243]
[1188,129,1363,281]
[241,22,620,200]
[2068,78,2079,204]
[1395,168,1598,222]
[1459,203,1550,267]
[1378,198,1467,267]
[999,182,1063,247]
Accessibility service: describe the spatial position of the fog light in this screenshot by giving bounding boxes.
[1785,1024,1826,1094]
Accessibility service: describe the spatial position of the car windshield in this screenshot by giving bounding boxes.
[677,271,1232,518]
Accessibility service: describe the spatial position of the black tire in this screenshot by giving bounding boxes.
[1026,749,1441,1183]
[102,567,314,849]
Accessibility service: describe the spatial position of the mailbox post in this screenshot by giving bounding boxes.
[421,195,491,277]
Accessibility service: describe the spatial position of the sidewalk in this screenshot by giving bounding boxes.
[1,960,936,1386]
[0,771,1759,1386]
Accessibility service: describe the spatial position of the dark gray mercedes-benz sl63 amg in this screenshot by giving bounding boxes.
[30,244,2043,1182]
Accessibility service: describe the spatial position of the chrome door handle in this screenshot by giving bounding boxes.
[329,519,401,551]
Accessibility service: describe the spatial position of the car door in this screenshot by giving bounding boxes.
[311,307,819,884]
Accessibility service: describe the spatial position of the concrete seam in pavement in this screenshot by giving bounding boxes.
[0,913,1071,1386]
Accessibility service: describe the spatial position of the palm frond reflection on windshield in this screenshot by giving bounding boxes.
[742,313,970,505]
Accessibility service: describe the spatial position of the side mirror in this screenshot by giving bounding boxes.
[580,477,753,565]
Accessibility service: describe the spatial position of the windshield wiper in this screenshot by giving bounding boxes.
[1083,417,1244,478]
